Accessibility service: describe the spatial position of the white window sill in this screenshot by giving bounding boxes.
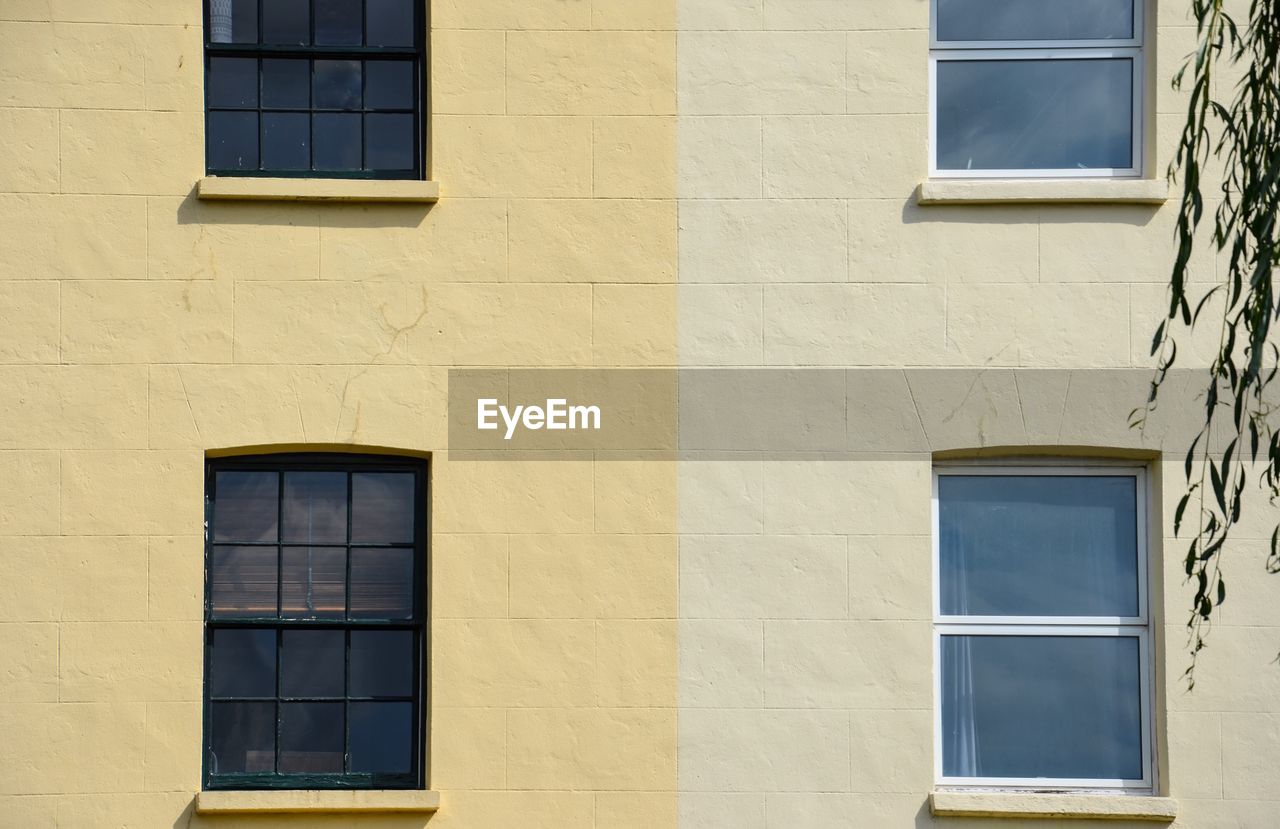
[930,791,1176,822]
[197,176,440,203]
[917,178,1169,205]
[195,789,441,814]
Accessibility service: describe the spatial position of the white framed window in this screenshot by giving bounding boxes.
[928,0,1145,178]
[932,463,1154,791]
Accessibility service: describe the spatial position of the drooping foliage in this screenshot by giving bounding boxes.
[1149,0,1280,686]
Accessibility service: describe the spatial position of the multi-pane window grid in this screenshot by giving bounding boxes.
[928,0,1145,178]
[203,0,424,178]
[204,458,426,790]
[932,466,1153,791]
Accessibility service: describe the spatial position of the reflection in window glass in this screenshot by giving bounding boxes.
[366,0,415,47]
[350,702,414,773]
[210,546,277,618]
[230,0,261,43]
[208,58,259,108]
[262,59,311,109]
[937,0,1134,42]
[283,472,347,544]
[315,60,362,110]
[351,473,415,543]
[315,0,363,46]
[936,59,1133,171]
[213,472,278,543]
[365,114,415,171]
[281,546,346,617]
[939,475,1139,616]
[209,628,277,697]
[208,111,259,171]
[279,702,345,773]
[210,702,275,774]
[261,112,311,170]
[350,630,414,697]
[314,113,363,171]
[262,0,310,45]
[349,547,414,619]
[280,630,345,698]
[941,635,1143,780]
[366,61,415,110]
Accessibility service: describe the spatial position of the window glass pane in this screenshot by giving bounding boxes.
[282,471,347,543]
[280,629,345,698]
[364,113,415,171]
[349,701,413,773]
[208,57,258,108]
[210,546,278,618]
[208,628,277,697]
[939,474,1139,616]
[262,0,310,45]
[208,111,259,171]
[279,702,345,773]
[315,0,363,46]
[351,473,415,543]
[261,112,310,170]
[315,59,362,110]
[365,61,414,110]
[350,630,413,697]
[366,0,415,47]
[313,113,363,171]
[213,471,278,542]
[349,547,414,619]
[935,58,1133,172]
[281,546,346,618]
[262,59,310,109]
[941,635,1143,780]
[232,0,260,43]
[937,0,1135,42]
[210,701,275,774]
[209,0,260,44]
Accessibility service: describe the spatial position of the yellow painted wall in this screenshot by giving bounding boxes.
[0,1,677,826]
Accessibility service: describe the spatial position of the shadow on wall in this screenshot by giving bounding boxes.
[178,799,436,829]
[910,799,1170,829]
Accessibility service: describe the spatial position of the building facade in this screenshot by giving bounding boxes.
[0,0,1275,827]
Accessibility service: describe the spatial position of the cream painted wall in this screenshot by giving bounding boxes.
[0,1,677,827]
[675,1,1280,827]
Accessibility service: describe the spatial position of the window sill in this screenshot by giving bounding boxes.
[195,789,441,815]
[917,178,1169,205]
[196,176,440,203]
[930,791,1176,822]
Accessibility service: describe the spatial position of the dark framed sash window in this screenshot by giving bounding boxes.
[203,453,427,790]
[203,0,426,179]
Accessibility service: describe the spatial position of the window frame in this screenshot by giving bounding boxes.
[931,463,1155,792]
[201,0,428,181]
[202,453,430,792]
[927,0,1146,180]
